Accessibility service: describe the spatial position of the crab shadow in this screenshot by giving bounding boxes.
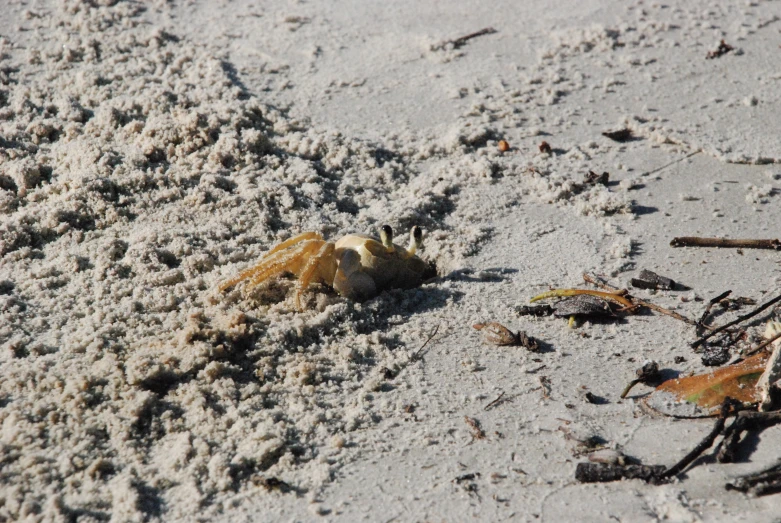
[438,267,518,283]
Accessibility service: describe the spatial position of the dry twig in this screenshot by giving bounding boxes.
[671,237,781,250]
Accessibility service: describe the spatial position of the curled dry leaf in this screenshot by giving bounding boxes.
[473,322,519,346]
[530,288,635,311]
[551,294,616,319]
[652,352,770,415]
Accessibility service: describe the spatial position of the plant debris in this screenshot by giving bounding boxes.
[630,269,676,291]
[453,472,482,499]
[601,128,633,142]
[700,345,731,367]
[515,304,555,317]
[411,324,440,361]
[691,292,781,349]
[576,463,666,483]
[431,27,497,51]
[552,295,616,318]
[484,391,507,410]
[538,140,552,154]
[464,416,486,440]
[539,376,552,399]
[584,391,608,404]
[620,361,662,398]
[706,39,734,59]
[531,288,635,311]
[454,472,481,484]
[697,290,733,334]
[726,461,781,496]
[577,399,738,485]
[583,273,700,326]
[652,352,769,414]
[718,410,781,464]
[671,237,781,250]
[252,476,293,493]
[518,331,540,352]
[582,170,610,186]
[757,332,781,411]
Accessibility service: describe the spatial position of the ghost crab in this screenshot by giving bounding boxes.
[219,225,431,309]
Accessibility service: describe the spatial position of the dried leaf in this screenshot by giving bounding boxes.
[473,322,519,346]
[551,294,616,318]
[530,288,635,310]
[654,352,770,413]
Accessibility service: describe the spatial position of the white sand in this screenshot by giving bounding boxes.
[1,0,780,521]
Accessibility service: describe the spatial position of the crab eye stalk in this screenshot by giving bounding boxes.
[407,226,422,256]
[380,225,394,252]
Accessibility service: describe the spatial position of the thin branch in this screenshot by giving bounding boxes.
[697,290,732,334]
[660,399,736,479]
[431,27,498,51]
[670,237,781,250]
[484,391,506,411]
[691,293,781,348]
[411,324,440,361]
[744,330,781,357]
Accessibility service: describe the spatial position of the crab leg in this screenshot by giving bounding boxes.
[294,242,336,310]
[218,239,324,292]
[265,231,323,257]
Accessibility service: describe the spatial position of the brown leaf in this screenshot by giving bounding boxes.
[654,352,770,413]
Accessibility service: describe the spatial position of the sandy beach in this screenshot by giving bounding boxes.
[2,0,781,521]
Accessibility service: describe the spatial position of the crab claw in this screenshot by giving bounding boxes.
[333,249,377,301]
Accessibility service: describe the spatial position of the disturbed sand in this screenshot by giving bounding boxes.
[1,0,781,521]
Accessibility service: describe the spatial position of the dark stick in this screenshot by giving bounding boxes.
[691,293,781,348]
[660,399,735,479]
[670,237,781,250]
[726,462,781,496]
[697,290,732,334]
[450,27,498,49]
[575,463,666,483]
[620,379,642,399]
[744,330,781,357]
[411,324,440,361]
[718,410,781,463]
[432,27,497,51]
[484,391,506,411]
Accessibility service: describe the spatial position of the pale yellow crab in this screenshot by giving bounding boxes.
[219,225,429,309]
